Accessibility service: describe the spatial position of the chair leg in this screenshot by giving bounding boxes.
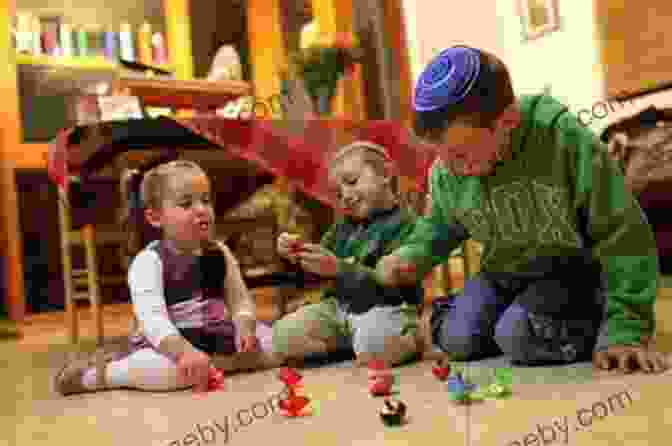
[82,224,104,347]
[58,190,78,346]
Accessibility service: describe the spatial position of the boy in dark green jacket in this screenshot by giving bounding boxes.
[272,141,442,367]
[378,45,668,373]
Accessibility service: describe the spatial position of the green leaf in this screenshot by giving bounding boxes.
[494,367,513,386]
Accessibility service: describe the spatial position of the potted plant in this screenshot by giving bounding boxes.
[290,32,363,116]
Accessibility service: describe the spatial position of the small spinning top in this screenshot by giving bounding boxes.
[194,366,225,393]
[432,359,451,381]
[278,367,303,387]
[446,372,477,403]
[368,359,393,396]
[278,394,312,417]
[379,398,407,427]
[277,367,312,417]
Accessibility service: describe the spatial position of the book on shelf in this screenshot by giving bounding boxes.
[97,95,144,122]
[40,16,61,56]
[70,95,144,126]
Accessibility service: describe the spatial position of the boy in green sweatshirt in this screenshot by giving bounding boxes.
[378,45,668,373]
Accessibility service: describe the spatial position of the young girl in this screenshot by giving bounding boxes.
[55,160,282,396]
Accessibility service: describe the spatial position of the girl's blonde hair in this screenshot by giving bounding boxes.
[121,159,208,261]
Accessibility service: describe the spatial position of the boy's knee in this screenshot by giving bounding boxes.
[493,317,519,358]
[271,319,300,356]
[435,319,501,361]
[272,315,328,357]
[353,332,417,366]
[437,335,487,360]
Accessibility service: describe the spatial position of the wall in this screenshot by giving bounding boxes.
[593,0,672,135]
[401,0,606,133]
[401,0,505,85]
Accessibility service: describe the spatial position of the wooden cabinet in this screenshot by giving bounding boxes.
[596,0,672,97]
[0,0,198,323]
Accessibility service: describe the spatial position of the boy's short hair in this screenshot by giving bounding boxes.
[414,47,515,142]
[329,141,398,194]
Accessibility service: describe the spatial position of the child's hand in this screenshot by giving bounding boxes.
[240,335,259,353]
[376,255,418,287]
[593,343,669,374]
[278,232,304,262]
[297,243,339,277]
[177,349,211,391]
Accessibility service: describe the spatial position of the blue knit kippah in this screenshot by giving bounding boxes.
[414,46,481,112]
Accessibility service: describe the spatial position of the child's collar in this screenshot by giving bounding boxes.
[348,205,399,225]
[163,238,202,256]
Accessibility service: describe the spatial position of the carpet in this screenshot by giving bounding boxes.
[5,336,672,446]
[7,293,672,445]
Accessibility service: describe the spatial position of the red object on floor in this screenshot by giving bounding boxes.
[368,359,386,370]
[432,365,450,381]
[278,367,303,387]
[277,368,312,417]
[368,360,393,396]
[193,367,226,393]
[369,379,393,396]
[278,395,312,417]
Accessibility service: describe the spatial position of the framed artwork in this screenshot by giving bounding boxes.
[519,0,560,41]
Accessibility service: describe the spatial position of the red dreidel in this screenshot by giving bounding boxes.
[278,394,312,417]
[368,359,393,397]
[277,367,313,417]
[193,366,225,393]
[432,359,451,381]
[208,367,225,390]
[278,367,303,387]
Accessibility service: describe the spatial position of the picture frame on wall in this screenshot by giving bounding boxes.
[519,0,560,41]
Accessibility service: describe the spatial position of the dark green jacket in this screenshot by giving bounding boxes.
[394,94,659,350]
[319,206,425,314]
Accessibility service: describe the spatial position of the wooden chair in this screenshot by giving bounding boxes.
[57,186,126,347]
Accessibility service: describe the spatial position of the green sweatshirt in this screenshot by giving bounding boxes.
[393,94,659,350]
[318,206,428,315]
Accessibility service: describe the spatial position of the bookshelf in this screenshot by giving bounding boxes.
[0,0,199,327]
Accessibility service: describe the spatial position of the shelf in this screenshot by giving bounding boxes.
[114,77,252,108]
[15,53,174,73]
[16,53,118,71]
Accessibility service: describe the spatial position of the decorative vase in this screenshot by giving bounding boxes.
[310,84,337,117]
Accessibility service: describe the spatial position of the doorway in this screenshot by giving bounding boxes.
[188,0,251,81]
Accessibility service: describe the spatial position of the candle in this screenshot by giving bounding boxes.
[151,32,167,66]
[76,27,88,56]
[87,25,103,57]
[59,23,73,57]
[119,23,135,62]
[15,13,33,53]
[137,22,152,65]
[31,16,42,55]
[104,28,118,60]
